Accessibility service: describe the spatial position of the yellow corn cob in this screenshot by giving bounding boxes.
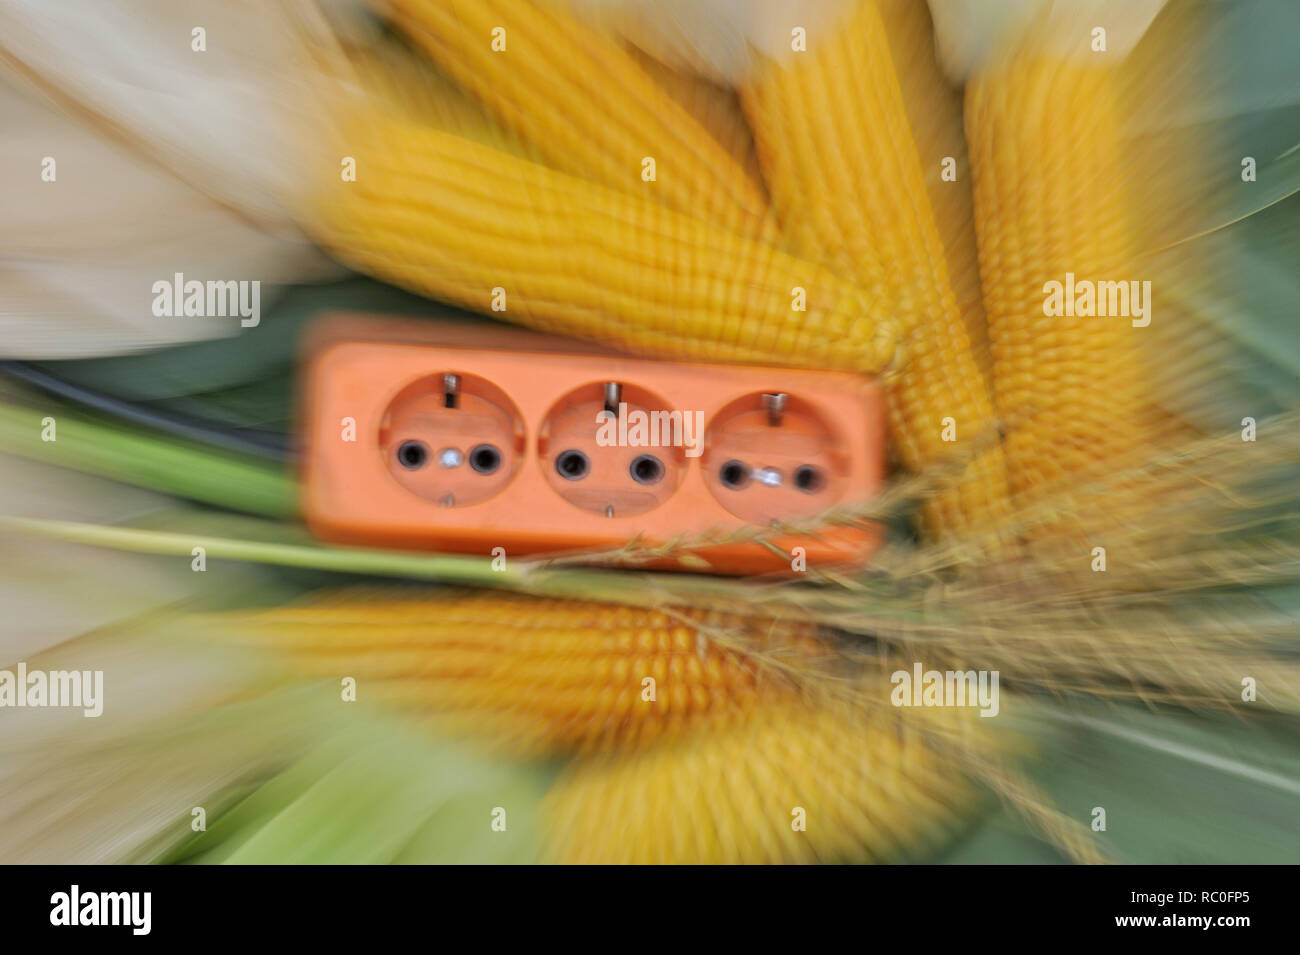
[339,42,534,155]
[544,698,985,864]
[627,42,766,193]
[966,58,1150,501]
[876,0,991,378]
[212,590,1004,862]
[303,108,899,373]
[740,0,1011,540]
[212,588,833,757]
[376,0,777,242]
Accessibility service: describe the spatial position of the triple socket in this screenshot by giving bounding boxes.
[300,316,886,574]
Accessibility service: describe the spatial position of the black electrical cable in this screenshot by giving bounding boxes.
[0,360,294,462]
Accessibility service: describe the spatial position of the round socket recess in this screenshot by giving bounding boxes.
[379,372,524,507]
[537,382,686,517]
[702,392,847,524]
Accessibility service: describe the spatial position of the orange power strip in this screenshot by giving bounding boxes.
[299,316,887,574]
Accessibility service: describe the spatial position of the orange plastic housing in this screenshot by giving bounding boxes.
[299,315,887,574]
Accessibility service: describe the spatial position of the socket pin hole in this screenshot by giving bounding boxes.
[555,449,590,481]
[398,440,428,470]
[794,465,825,493]
[469,444,502,475]
[629,454,664,485]
[720,460,749,489]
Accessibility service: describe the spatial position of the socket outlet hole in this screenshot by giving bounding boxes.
[794,465,825,493]
[719,460,749,489]
[469,444,502,474]
[630,454,665,485]
[398,440,428,470]
[555,449,590,480]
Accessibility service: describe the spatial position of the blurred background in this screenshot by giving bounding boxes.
[1,0,1297,864]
